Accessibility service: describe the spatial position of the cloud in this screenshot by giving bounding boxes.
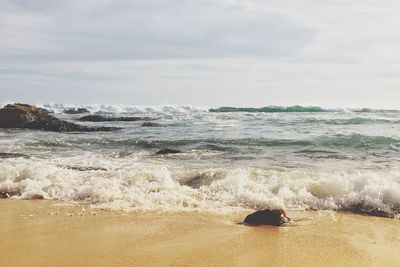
[0,0,315,61]
[1,0,400,107]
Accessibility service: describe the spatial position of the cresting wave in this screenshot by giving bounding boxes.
[210,106,400,113]
[1,103,398,114]
[0,159,399,216]
[38,103,209,114]
[209,105,331,113]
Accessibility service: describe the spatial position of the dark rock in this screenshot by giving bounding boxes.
[59,165,108,171]
[344,203,394,218]
[141,122,166,127]
[0,152,30,159]
[0,103,116,132]
[155,148,182,155]
[78,115,144,122]
[64,107,90,114]
[243,209,290,226]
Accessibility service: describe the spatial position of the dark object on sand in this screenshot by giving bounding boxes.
[64,107,90,114]
[0,152,30,159]
[141,122,166,127]
[155,148,182,155]
[78,115,144,122]
[0,103,116,132]
[243,209,290,226]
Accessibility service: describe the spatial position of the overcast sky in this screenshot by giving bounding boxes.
[1,0,400,108]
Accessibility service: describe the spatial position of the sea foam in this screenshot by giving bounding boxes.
[1,158,399,215]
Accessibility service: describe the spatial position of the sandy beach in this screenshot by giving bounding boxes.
[0,200,399,267]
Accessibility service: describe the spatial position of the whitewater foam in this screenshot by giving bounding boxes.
[1,158,399,215]
[3,102,400,115]
[38,103,209,114]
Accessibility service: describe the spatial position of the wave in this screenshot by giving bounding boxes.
[0,160,399,216]
[3,102,400,115]
[209,105,336,113]
[210,106,400,114]
[301,117,396,125]
[38,103,208,114]
[33,134,399,151]
[353,108,400,113]
[315,134,400,149]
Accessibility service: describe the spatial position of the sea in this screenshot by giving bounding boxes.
[1,104,400,216]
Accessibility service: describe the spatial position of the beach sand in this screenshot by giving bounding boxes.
[1,200,399,267]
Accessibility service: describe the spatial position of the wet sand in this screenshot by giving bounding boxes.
[1,200,399,267]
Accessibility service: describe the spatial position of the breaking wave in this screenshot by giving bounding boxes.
[209,105,330,113]
[3,102,400,115]
[0,159,399,216]
[37,103,208,114]
[3,103,398,115]
[209,106,400,114]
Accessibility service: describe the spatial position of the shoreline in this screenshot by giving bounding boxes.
[1,200,399,266]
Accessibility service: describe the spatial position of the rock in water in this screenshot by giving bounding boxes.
[0,152,30,159]
[78,115,144,122]
[58,165,108,171]
[0,103,116,132]
[243,209,290,226]
[155,148,182,155]
[64,107,90,114]
[141,122,166,127]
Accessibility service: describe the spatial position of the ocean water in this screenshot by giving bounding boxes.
[1,104,400,216]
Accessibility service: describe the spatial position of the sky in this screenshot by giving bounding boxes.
[1,0,400,108]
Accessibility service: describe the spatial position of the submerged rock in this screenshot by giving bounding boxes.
[243,209,290,226]
[64,107,90,114]
[0,152,30,159]
[155,148,182,155]
[78,115,144,122]
[59,165,108,171]
[0,103,116,132]
[141,122,166,127]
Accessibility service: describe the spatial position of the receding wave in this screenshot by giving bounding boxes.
[209,105,332,113]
